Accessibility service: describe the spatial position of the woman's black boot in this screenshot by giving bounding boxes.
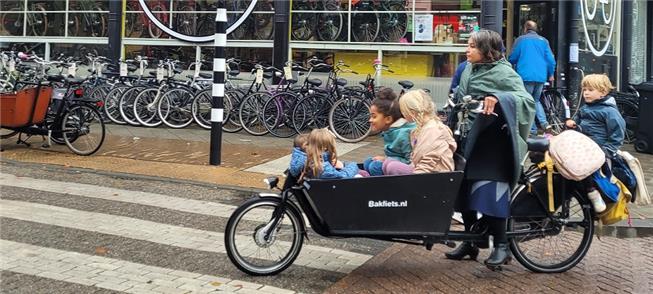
[484,243,511,269]
[444,242,479,260]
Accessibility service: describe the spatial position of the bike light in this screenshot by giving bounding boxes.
[74,88,84,97]
[96,101,104,108]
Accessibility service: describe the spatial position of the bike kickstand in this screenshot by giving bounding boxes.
[16,133,32,148]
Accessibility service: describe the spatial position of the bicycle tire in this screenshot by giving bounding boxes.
[378,4,407,42]
[291,11,316,41]
[239,92,271,136]
[118,86,144,126]
[292,92,333,134]
[148,4,166,38]
[225,196,304,276]
[104,86,128,125]
[316,2,343,41]
[262,93,298,138]
[509,176,594,273]
[157,88,195,129]
[134,88,163,127]
[67,14,80,37]
[351,7,379,42]
[62,104,106,156]
[1,8,24,36]
[328,96,372,143]
[30,4,48,37]
[253,2,274,40]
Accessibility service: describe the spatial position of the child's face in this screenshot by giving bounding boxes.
[582,87,608,103]
[369,105,394,132]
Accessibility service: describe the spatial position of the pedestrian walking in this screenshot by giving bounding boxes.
[508,20,556,135]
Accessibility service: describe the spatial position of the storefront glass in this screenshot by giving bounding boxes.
[577,0,621,82]
[630,0,647,85]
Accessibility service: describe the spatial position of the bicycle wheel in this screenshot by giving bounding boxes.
[104,86,127,125]
[616,99,638,144]
[89,6,107,37]
[174,5,196,36]
[133,88,163,127]
[30,5,48,36]
[316,9,343,41]
[329,96,372,143]
[351,8,378,42]
[1,9,24,36]
[239,92,271,136]
[62,104,106,156]
[224,89,245,132]
[509,180,594,273]
[291,11,316,40]
[148,4,166,38]
[262,93,297,138]
[292,93,332,134]
[225,197,304,276]
[253,2,274,40]
[378,4,407,42]
[67,14,80,36]
[158,88,194,129]
[542,90,567,134]
[119,86,144,126]
[191,89,212,130]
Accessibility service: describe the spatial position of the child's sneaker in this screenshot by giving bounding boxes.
[587,189,606,213]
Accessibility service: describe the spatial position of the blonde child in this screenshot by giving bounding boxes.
[565,74,625,155]
[294,128,359,179]
[383,90,457,175]
[363,88,415,176]
[565,74,626,213]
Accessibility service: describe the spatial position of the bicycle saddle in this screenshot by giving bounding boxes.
[199,73,212,79]
[527,137,550,153]
[398,80,414,89]
[307,78,322,87]
[228,70,240,77]
[263,72,273,79]
[336,78,348,86]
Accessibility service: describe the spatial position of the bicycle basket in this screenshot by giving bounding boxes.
[0,86,53,127]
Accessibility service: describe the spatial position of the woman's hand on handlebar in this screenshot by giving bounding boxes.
[482,95,498,116]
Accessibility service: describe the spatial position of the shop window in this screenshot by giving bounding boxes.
[0,42,45,56]
[630,0,647,84]
[51,43,107,61]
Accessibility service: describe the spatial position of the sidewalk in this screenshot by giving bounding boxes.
[1,124,652,236]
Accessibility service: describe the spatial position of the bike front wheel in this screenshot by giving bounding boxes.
[509,184,594,273]
[157,88,194,129]
[225,197,305,276]
[62,104,106,156]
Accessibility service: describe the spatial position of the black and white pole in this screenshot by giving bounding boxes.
[209,7,227,166]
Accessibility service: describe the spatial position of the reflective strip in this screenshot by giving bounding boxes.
[214,33,227,46]
[212,83,224,97]
[213,58,226,72]
[211,108,224,123]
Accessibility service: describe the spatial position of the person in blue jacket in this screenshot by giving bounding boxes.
[565,74,625,156]
[289,128,359,179]
[508,20,556,135]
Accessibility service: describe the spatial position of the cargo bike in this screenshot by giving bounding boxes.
[225,139,596,275]
[0,76,105,155]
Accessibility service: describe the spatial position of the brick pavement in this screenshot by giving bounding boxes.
[325,236,653,293]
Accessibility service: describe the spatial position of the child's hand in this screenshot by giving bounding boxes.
[372,155,386,161]
[335,160,344,169]
[565,119,577,129]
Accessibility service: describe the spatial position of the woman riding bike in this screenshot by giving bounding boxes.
[446,29,535,269]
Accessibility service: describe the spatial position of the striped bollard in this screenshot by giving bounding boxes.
[209,7,227,166]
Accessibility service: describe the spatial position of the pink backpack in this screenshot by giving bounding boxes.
[548,130,605,181]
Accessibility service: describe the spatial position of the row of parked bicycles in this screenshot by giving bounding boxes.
[1,51,423,144]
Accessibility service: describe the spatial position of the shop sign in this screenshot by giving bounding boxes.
[580,0,617,57]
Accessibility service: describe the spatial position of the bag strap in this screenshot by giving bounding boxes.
[537,151,556,212]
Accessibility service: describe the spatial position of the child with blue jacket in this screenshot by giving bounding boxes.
[565,74,626,213]
[363,88,415,176]
[565,74,626,156]
[289,129,359,179]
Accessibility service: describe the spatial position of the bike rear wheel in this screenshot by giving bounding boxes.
[239,92,271,136]
[262,93,297,138]
[158,88,194,129]
[104,86,127,125]
[225,197,304,276]
[292,93,332,134]
[133,88,162,127]
[328,96,372,143]
[616,99,638,144]
[62,104,106,156]
[119,86,144,126]
[509,184,594,273]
